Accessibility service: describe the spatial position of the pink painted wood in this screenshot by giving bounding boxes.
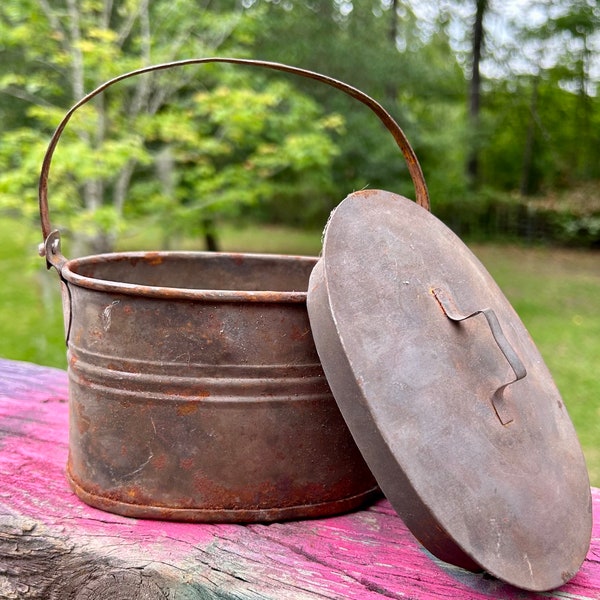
[0,358,598,599]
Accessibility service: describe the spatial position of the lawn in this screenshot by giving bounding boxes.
[1,216,599,485]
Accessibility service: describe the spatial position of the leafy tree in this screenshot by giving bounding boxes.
[129,67,343,242]
[247,0,467,212]
[0,0,341,253]
[477,0,600,195]
[532,0,600,181]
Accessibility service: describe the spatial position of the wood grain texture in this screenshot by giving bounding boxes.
[0,358,598,599]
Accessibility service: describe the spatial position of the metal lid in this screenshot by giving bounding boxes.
[307,189,592,592]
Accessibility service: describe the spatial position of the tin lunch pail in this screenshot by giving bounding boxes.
[39,58,429,522]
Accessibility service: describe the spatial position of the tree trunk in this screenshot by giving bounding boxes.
[520,76,539,196]
[389,0,398,44]
[576,33,592,178]
[467,0,487,189]
[202,217,220,252]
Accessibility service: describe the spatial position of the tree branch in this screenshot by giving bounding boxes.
[37,0,71,56]
[0,87,57,109]
[116,0,150,48]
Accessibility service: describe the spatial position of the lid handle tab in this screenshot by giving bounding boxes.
[431,287,527,426]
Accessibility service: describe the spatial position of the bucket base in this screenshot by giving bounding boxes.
[67,467,381,523]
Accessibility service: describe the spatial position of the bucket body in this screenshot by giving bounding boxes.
[62,250,378,522]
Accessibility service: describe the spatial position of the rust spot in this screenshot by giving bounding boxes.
[157,508,177,520]
[177,402,199,416]
[561,570,574,583]
[151,454,167,470]
[180,457,195,470]
[74,403,90,434]
[146,252,164,265]
[290,325,311,341]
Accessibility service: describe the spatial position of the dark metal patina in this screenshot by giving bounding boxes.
[61,250,379,521]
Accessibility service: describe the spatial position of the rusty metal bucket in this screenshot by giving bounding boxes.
[39,58,429,522]
[55,251,378,522]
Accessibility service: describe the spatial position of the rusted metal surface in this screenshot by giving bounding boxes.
[63,251,378,521]
[307,189,592,592]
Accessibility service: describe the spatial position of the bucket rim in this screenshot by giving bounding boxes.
[61,250,315,303]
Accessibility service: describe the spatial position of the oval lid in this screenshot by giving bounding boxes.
[307,189,592,592]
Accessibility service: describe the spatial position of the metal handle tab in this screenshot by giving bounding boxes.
[431,287,527,426]
[40,229,67,271]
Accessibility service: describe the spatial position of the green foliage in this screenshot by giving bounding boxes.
[431,183,600,248]
[1,0,599,247]
[514,0,600,183]
[2,0,328,251]
[117,70,344,238]
[0,218,66,369]
[249,0,445,204]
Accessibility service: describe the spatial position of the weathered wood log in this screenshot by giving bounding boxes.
[0,358,598,599]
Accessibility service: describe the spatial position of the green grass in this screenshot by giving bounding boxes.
[117,222,325,256]
[471,244,600,486]
[1,217,599,485]
[0,218,67,369]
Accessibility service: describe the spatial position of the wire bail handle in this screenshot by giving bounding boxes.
[38,57,430,269]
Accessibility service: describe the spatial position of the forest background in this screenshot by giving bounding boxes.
[0,0,599,483]
[1,0,599,251]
